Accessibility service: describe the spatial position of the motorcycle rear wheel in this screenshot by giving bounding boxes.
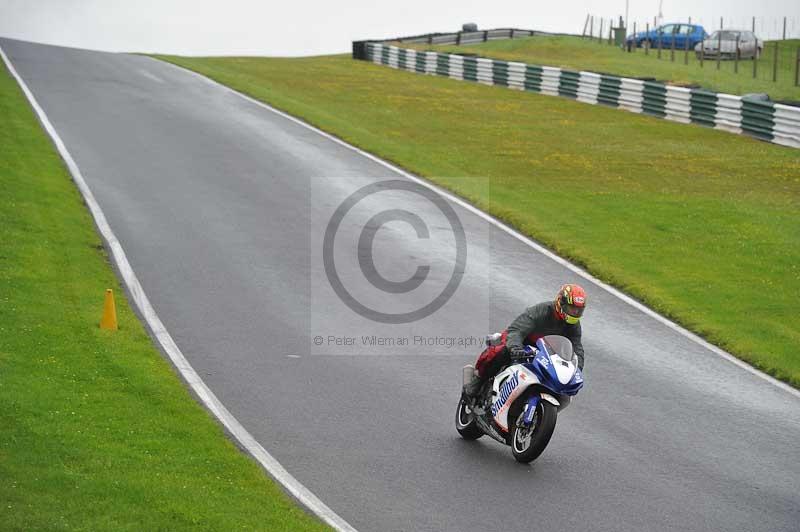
[511,401,557,463]
[455,397,483,440]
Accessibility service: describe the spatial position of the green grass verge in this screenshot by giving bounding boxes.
[153,53,800,387]
[408,35,800,101]
[0,61,328,530]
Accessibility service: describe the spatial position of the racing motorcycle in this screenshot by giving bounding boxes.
[455,335,584,463]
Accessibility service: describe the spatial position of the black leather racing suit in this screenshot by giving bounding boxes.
[483,301,585,380]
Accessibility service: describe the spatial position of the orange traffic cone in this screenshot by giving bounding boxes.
[100,288,118,330]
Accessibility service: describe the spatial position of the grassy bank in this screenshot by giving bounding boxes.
[407,35,800,101]
[0,60,327,530]
[154,53,800,387]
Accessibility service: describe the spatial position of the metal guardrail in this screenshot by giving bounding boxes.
[352,28,579,60]
[355,42,800,149]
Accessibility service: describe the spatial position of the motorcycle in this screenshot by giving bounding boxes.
[455,334,584,463]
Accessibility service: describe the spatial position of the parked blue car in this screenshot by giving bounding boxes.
[626,23,708,50]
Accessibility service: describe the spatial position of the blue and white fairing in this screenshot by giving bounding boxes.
[525,335,584,396]
[491,335,584,432]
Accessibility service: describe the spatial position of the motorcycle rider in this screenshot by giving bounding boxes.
[463,284,587,400]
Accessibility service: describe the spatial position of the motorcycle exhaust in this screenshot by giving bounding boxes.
[462,365,476,387]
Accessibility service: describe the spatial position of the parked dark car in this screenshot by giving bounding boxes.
[626,23,708,50]
[696,30,762,59]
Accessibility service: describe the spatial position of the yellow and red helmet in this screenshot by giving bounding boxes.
[554,284,587,324]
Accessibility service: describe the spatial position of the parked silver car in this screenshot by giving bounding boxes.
[696,30,762,59]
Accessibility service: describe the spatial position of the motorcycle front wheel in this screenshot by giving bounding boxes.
[455,397,483,440]
[511,401,557,463]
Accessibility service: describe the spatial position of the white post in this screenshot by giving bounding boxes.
[625,0,629,32]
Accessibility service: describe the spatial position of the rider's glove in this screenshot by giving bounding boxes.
[509,346,527,361]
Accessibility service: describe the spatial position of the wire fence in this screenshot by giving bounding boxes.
[584,15,800,41]
[582,15,800,90]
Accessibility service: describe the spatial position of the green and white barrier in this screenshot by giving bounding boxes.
[360,42,800,149]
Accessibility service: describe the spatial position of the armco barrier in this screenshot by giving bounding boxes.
[356,41,800,149]
[352,27,578,59]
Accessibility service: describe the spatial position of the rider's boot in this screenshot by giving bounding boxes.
[463,373,486,401]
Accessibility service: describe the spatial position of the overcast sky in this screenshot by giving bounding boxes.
[1,0,798,56]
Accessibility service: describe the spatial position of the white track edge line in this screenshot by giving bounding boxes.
[0,45,358,532]
[155,56,800,400]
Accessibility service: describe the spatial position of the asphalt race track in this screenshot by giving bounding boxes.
[3,39,799,532]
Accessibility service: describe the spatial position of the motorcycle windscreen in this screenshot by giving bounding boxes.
[538,335,577,364]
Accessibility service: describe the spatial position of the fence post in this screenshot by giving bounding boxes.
[456,31,462,45]
[671,29,676,61]
[608,19,613,45]
[428,34,433,45]
[717,24,722,70]
[483,30,488,42]
[773,41,779,81]
[700,37,704,67]
[658,30,663,58]
[645,23,650,55]
[510,29,515,39]
[684,32,689,64]
[796,46,800,86]
[599,18,604,43]
[753,37,758,78]
[752,16,755,32]
[582,14,590,38]
[783,17,787,40]
[589,16,594,40]
[734,34,740,73]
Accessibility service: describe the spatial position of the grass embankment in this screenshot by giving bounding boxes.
[407,35,800,101]
[155,53,800,387]
[0,61,327,530]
